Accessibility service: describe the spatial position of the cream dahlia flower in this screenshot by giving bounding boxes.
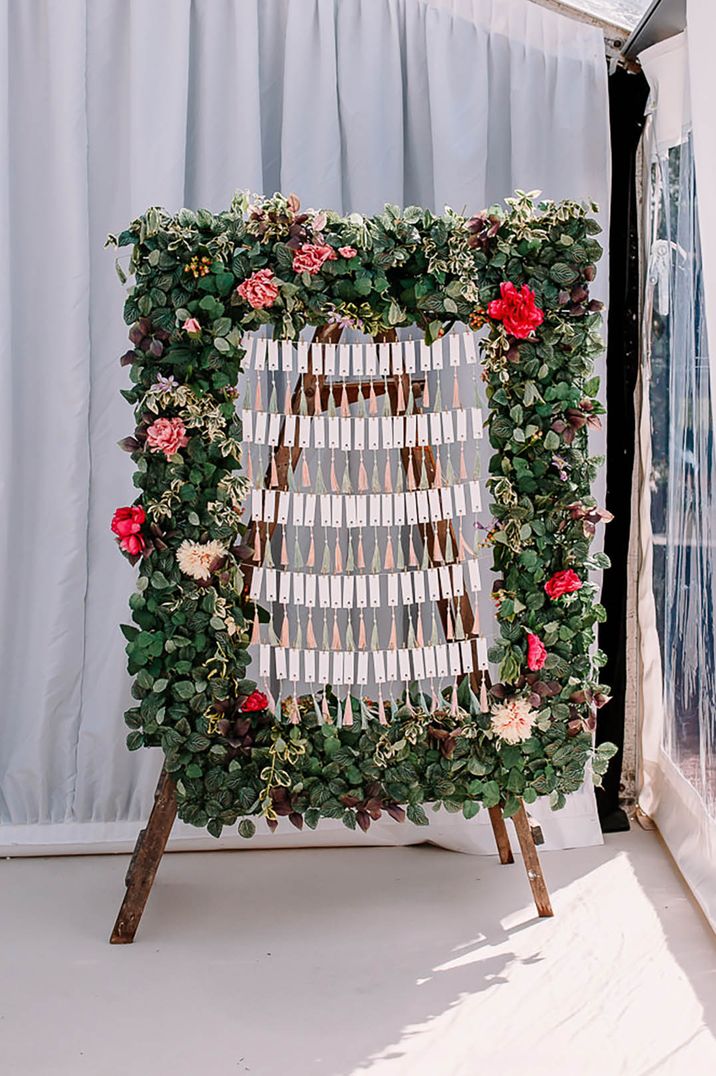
[176,539,227,581]
[490,697,537,744]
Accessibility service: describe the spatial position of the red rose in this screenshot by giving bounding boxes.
[487,282,544,339]
[237,269,280,309]
[526,633,548,671]
[544,569,583,600]
[292,243,337,275]
[111,505,146,555]
[240,690,269,712]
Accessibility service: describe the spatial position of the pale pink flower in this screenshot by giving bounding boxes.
[236,268,280,309]
[183,317,201,334]
[490,697,537,744]
[145,417,189,458]
[292,243,337,275]
[338,246,357,259]
[176,539,227,581]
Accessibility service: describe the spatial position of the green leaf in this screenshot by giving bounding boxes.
[238,819,256,839]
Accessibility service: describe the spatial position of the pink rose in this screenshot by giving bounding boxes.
[338,246,357,259]
[292,243,337,275]
[487,282,544,339]
[146,417,189,459]
[182,317,201,335]
[544,569,583,600]
[237,269,280,309]
[111,505,146,556]
[526,633,548,671]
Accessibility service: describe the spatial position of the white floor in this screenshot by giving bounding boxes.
[1,828,715,1076]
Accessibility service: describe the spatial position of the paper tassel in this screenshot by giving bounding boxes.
[254,378,263,411]
[341,465,352,494]
[345,620,355,651]
[288,699,301,724]
[459,445,467,481]
[421,530,430,570]
[459,525,474,561]
[415,611,424,647]
[480,675,489,713]
[444,451,457,486]
[330,454,339,493]
[396,541,405,571]
[434,450,442,488]
[357,385,366,418]
[246,447,253,484]
[321,542,331,574]
[388,611,397,650]
[306,611,316,649]
[430,611,439,647]
[407,619,416,649]
[294,620,303,650]
[358,612,366,649]
[371,539,381,573]
[450,680,459,717]
[262,537,274,568]
[299,386,308,416]
[322,614,330,651]
[327,386,336,417]
[423,374,430,409]
[409,532,419,567]
[384,535,395,571]
[370,618,379,651]
[280,610,290,647]
[280,529,289,567]
[346,536,355,572]
[383,457,393,493]
[340,383,350,417]
[381,385,391,418]
[377,689,388,725]
[395,464,404,494]
[434,376,442,413]
[406,385,414,415]
[301,456,311,489]
[269,453,279,488]
[357,533,365,569]
[306,534,316,567]
[444,528,454,563]
[268,383,278,414]
[406,455,416,491]
[343,694,354,727]
[371,457,381,493]
[283,381,292,414]
[334,539,343,574]
[452,369,460,409]
[432,529,443,564]
[358,454,368,492]
[369,381,378,416]
[397,377,406,413]
[250,610,261,645]
[315,459,326,494]
[287,460,296,492]
[332,613,342,650]
[454,606,465,641]
[445,605,454,640]
[253,527,262,563]
[419,457,429,490]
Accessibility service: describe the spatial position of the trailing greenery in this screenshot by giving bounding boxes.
[108,190,615,839]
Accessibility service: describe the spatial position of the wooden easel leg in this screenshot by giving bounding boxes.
[110,768,177,944]
[488,805,514,864]
[511,803,554,918]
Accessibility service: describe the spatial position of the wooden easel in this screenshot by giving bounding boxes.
[110,327,552,943]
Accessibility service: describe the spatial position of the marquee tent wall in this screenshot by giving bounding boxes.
[0,0,610,854]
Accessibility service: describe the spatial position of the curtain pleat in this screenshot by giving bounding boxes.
[0,0,610,846]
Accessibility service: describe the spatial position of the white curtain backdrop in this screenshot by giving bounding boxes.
[638,30,716,933]
[0,0,610,853]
